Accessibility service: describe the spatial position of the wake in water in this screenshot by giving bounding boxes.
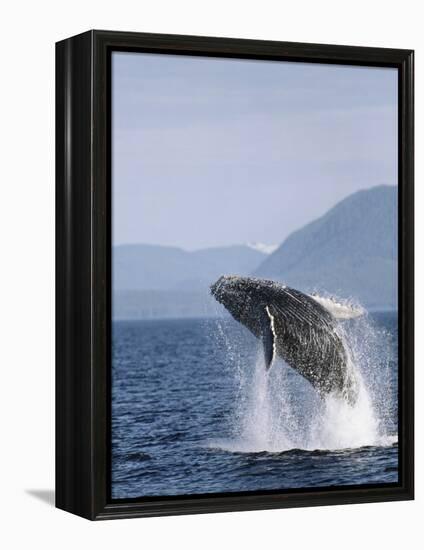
[209,301,397,454]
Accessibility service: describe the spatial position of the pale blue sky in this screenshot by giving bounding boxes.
[112,52,397,250]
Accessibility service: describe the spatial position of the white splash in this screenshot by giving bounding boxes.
[209,309,397,454]
[310,294,365,320]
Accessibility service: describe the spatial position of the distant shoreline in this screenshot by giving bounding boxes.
[112,310,398,323]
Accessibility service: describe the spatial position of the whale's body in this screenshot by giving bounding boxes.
[210,275,359,404]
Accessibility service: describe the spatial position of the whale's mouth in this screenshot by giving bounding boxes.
[210,277,224,300]
[210,276,255,325]
[210,275,241,303]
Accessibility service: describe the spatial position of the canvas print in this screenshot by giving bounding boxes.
[111,52,398,499]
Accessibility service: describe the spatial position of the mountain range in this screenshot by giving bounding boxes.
[255,185,397,309]
[113,185,397,319]
[113,244,266,291]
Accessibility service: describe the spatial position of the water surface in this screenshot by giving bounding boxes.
[111,312,398,499]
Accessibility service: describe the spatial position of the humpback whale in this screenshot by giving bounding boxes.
[210,275,361,404]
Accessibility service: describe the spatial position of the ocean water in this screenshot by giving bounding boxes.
[111,311,398,499]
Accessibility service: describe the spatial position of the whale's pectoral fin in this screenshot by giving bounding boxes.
[260,307,276,370]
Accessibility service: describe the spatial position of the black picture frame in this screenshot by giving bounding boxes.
[56,29,414,520]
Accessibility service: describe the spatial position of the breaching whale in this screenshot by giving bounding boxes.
[210,275,362,404]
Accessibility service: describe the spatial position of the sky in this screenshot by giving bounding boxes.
[112,52,398,250]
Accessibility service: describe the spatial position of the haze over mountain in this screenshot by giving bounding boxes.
[113,244,266,291]
[113,185,397,319]
[255,185,397,309]
[113,244,267,319]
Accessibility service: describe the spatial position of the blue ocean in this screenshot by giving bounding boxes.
[111,311,398,499]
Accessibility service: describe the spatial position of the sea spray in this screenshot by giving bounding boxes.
[308,370,380,450]
[210,307,397,453]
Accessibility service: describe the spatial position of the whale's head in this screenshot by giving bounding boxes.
[210,275,251,309]
[210,275,282,331]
